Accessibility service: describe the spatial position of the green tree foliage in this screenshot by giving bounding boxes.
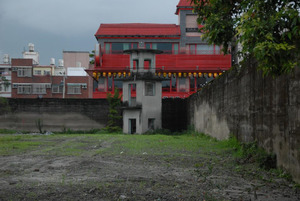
[89,50,95,64]
[0,97,10,115]
[191,0,300,76]
[105,89,122,133]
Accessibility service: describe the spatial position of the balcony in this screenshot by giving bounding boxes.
[95,54,231,72]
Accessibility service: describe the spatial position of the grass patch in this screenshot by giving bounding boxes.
[0,132,226,157]
[0,135,42,155]
[0,129,18,134]
[0,132,277,170]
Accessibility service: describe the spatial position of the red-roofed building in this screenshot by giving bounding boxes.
[88,0,231,99]
[175,0,194,15]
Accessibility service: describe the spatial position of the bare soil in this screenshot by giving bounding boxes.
[0,135,299,201]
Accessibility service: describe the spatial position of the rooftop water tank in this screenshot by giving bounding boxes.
[28,43,35,52]
[58,59,64,67]
[50,58,55,65]
[3,54,10,64]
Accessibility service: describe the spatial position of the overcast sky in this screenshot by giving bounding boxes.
[0,0,180,65]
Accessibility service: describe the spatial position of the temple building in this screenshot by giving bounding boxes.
[87,0,231,99]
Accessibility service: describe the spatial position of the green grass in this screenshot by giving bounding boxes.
[0,135,43,155]
[93,133,228,157]
[0,133,231,157]
[0,129,18,134]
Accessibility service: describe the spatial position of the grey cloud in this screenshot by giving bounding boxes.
[0,0,180,65]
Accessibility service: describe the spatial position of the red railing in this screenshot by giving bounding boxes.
[96,54,231,72]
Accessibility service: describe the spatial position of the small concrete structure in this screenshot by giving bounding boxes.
[23,43,40,65]
[122,48,162,134]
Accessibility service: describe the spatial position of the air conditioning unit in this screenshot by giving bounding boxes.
[12,84,18,88]
[82,84,87,89]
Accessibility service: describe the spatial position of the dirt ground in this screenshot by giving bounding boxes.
[0,134,299,201]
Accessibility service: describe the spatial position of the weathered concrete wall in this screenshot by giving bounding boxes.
[188,64,300,182]
[0,98,187,133]
[0,99,109,132]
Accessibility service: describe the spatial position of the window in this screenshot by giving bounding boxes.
[44,70,51,75]
[114,79,123,90]
[190,45,196,55]
[178,78,188,92]
[108,77,113,91]
[196,45,214,54]
[215,46,221,54]
[32,84,46,94]
[111,43,123,54]
[148,118,155,130]
[162,79,171,92]
[34,70,42,75]
[172,76,177,91]
[189,44,216,55]
[105,43,139,54]
[67,84,81,94]
[0,83,8,92]
[154,43,173,54]
[173,44,179,55]
[190,77,196,91]
[146,43,172,54]
[129,84,136,106]
[133,59,139,69]
[144,59,152,69]
[145,43,178,54]
[17,85,31,94]
[17,68,32,77]
[52,84,63,93]
[98,77,106,92]
[105,43,111,54]
[145,82,155,96]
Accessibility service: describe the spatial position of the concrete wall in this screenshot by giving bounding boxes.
[0,99,109,132]
[187,63,300,182]
[0,97,186,133]
[63,51,90,68]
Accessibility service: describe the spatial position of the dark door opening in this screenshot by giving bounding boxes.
[129,119,136,134]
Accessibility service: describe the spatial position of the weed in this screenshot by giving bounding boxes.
[234,141,277,170]
[294,183,300,189]
[270,168,293,181]
[54,128,103,135]
[61,174,66,185]
[35,118,44,133]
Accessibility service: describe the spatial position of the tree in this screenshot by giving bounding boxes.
[191,0,300,76]
[0,97,10,115]
[105,88,122,133]
[89,50,95,64]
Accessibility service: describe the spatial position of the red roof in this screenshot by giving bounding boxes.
[95,23,181,38]
[175,0,194,15]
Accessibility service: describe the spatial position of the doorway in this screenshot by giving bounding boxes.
[129,119,136,134]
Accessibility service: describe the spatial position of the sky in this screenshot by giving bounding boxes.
[0,0,180,65]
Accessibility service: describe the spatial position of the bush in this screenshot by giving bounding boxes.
[233,139,277,170]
